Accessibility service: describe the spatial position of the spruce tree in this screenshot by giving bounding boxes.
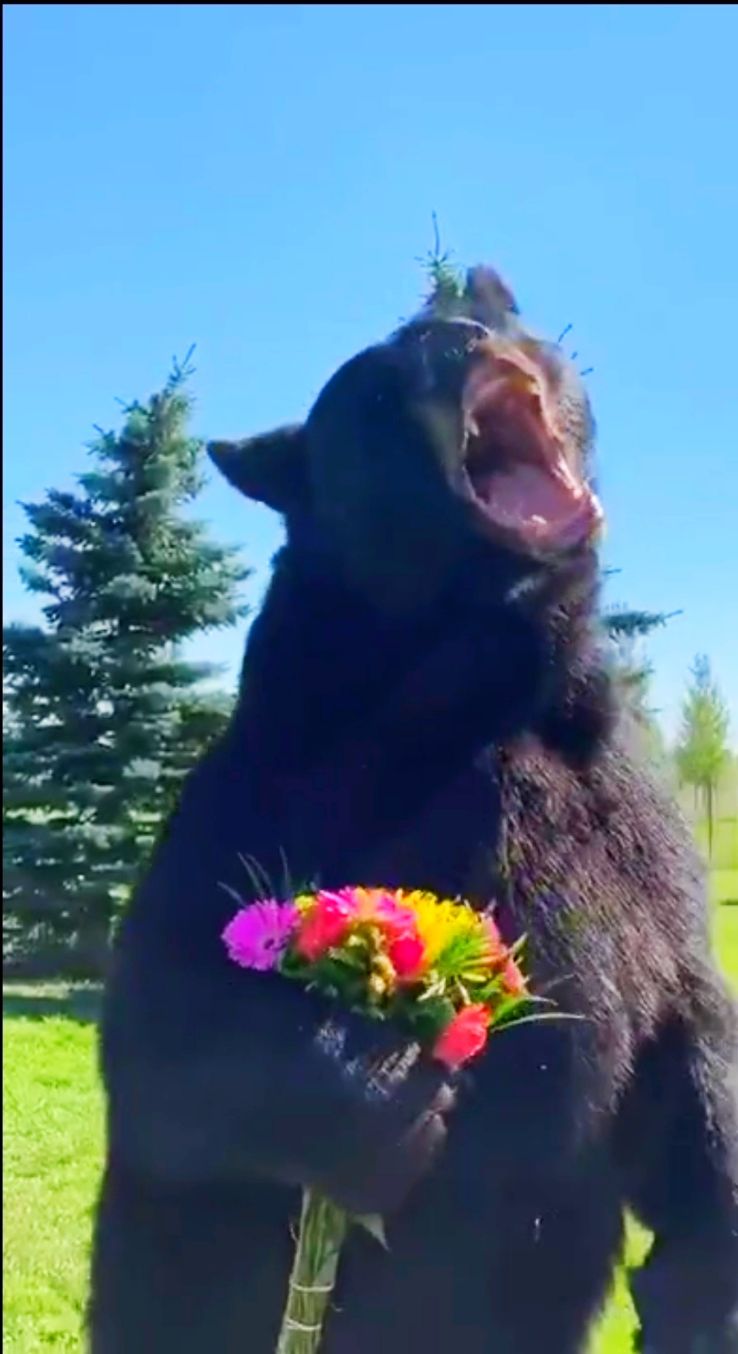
[419,216,465,316]
[602,603,674,719]
[3,353,249,976]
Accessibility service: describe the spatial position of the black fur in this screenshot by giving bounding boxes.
[90,287,738,1353]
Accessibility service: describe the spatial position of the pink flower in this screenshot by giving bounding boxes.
[222,900,298,971]
[388,933,426,982]
[433,1005,490,1070]
[294,892,356,961]
[371,893,419,941]
[316,888,418,941]
[314,888,363,918]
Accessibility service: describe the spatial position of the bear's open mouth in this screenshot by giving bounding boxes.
[461,346,603,552]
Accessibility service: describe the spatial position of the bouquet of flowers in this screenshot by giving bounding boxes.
[222,885,534,1352]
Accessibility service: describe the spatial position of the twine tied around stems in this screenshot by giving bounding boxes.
[275,1189,350,1353]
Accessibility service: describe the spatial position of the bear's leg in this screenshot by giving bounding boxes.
[619,994,738,1353]
[483,1167,625,1354]
[88,1164,295,1353]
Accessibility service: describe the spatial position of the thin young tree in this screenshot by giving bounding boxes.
[676,655,731,858]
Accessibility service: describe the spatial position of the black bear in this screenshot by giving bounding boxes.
[89,266,738,1353]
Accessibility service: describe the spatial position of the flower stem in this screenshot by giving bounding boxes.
[276,1189,349,1354]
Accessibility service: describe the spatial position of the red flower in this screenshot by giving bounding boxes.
[502,955,527,996]
[295,894,353,961]
[388,933,426,982]
[433,1004,490,1069]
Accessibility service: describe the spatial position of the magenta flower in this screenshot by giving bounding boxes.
[222,900,298,971]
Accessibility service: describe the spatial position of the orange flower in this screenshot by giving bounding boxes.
[483,914,508,965]
[433,1004,490,1069]
[502,955,527,995]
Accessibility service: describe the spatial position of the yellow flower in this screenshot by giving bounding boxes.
[398,891,483,968]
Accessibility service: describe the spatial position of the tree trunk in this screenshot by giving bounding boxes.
[63,915,113,980]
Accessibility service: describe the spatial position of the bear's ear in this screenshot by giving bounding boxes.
[207,425,309,514]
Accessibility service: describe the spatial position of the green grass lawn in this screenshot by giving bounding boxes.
[4,852,737,1351]
[592,862,737,1354]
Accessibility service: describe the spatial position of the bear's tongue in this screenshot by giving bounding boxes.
[468,460,601,549]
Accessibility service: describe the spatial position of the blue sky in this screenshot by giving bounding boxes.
[4,3,737,742]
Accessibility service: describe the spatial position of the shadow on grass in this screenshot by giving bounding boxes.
[2,983,102,1025]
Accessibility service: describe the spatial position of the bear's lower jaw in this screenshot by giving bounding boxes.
[463,458,603,555]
